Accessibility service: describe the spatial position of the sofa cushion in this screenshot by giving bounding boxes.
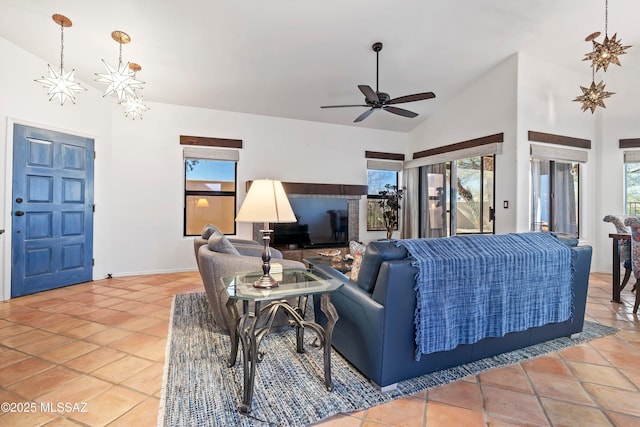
[208,232,240,255]
[356,241,408,293]
[201,224,219,239]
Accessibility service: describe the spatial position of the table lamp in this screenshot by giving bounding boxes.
[235,179,296,288]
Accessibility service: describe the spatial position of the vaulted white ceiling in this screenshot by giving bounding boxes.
[2,0,638,132]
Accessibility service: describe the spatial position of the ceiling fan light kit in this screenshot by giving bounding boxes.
[321,41,435,122]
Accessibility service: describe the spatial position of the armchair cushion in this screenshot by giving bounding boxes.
[201,223,219,239]
[208,232,240,255]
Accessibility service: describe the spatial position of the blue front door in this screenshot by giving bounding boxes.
[11,124,95,297]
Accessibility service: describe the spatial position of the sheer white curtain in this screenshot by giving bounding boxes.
[402,168,420,239]
[420,163,448,237]
[553,162,578,235]
[530,159,578,236]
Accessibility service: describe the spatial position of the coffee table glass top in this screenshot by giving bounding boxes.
[223,269,343,302]
[304,255,353,274]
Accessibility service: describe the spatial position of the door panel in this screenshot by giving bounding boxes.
[11,124,94,297]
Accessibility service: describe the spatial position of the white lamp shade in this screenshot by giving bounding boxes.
[235,179,297,224]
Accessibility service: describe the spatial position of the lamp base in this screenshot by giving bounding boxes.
[253,274,279,289]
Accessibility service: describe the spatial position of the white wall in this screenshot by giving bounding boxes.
[408,54,519,233]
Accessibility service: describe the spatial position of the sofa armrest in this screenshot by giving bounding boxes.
[312,266,386,385]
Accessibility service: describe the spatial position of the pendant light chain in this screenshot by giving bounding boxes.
[59,21,64,74]
[604,0,608,36]
[118,40,123,68]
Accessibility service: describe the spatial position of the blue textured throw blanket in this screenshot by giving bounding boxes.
[396,233,573,360]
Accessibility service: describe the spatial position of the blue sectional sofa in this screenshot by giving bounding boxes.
[313,234,592,388]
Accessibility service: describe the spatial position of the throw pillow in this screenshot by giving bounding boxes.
[350,251,364,282]
[349,241,366,281]
[349,240,366,257]
[207,231,240,255]
[201,224,219,239]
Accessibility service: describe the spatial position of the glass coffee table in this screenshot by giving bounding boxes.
[222,268,343,414]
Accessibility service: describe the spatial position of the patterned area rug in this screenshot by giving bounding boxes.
[158,292,618,427]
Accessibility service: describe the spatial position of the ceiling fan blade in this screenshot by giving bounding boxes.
[358,85,379,104]
[384,106,418,118]
[354,108,375,122]
[320,104,369,108]
[387,92,436,105]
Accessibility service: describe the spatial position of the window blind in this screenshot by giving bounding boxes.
[624,150,640,164]
[530,144,588,163]
[183,146,239,162]
[367,159,403,171]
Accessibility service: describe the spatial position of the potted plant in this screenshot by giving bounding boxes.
[378,184,405,240]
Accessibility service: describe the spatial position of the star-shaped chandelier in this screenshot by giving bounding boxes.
[583,0,631,72]
[573,79,614,114]
[120,63,150,120]
[95,31,145,103]
[584,33,631,72]
[35,14,86,105]
[574,34,615,114]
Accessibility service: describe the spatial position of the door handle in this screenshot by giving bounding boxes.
[15,211,24,216]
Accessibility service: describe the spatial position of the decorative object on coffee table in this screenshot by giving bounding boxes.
[378,184,405,239]
[235,179,296,288]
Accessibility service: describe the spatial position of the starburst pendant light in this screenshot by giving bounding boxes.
[95,31,145,102]
[35,14,86,105]
[574,38,614,114]
[120,63,150,120]
[583,0,631,72]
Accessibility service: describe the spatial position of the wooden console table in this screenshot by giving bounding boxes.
[610,233,631,303]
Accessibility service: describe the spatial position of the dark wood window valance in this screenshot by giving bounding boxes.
[180,135,243,149]
[246,181,367,196]
[412,133,503,160]
[528,131,590,149]
[619,139,640,149]
[365,151,405,161]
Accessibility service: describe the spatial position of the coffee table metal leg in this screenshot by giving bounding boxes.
[240,301,261,413]
[226,299,241,367]
[295,296,308,353]
[320,294,338,391]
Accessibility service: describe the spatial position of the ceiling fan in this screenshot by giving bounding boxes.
[321,42,436,122]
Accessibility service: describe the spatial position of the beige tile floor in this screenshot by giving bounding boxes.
[0,272,639,426]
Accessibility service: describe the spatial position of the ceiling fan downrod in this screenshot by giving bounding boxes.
[373,42,383,94]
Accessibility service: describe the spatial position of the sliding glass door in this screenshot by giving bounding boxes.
[420,155,495,237]
[530,159,579,237]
